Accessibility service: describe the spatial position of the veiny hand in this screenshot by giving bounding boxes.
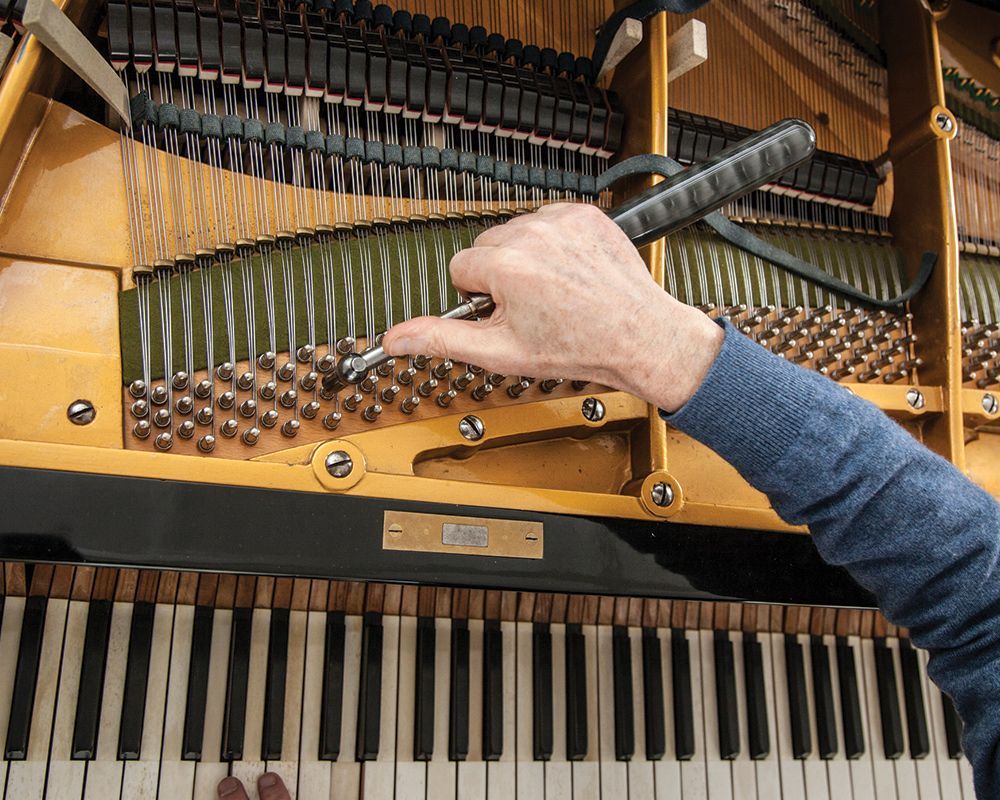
[382,203,724,412]
[217,772,290,800]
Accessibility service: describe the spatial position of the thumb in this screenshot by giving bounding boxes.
[382,316,508,367]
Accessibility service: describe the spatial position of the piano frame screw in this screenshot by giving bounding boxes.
[459,415,485,442]
[905,388,925,410]
[581,397,605,422]
[650,481,674,508]
[325,450,354,478]
[983,393,998,416]
[934,111,954,134]
[67,399,95,426]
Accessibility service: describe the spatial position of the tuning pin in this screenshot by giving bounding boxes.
[237,371,255,391]
[217,362,235,381]
[413,354,430,370]
[133,419,151,439]
[297,344,316,363]
[538,378,563,393]
[397,367,416,386]
[131,399,149,418]
[437,389,458,407]
[417,378,438,397]
[487,373,506,386]
[151,385,168,405]
[277,362,295,381]
[196,406,214,425]
[881,368,908,384]
[323,411,342,430]
[178,420,195,439]
[856,368,881,383]
[454,372,475,391]
[280,389,298,408]
[363,404,383,422]
[172,371,189,390]
[175,396,194,415]
[282,418,300,437]
[217,390,236,410]
[258,381,276,401]
[336,337,357,355]
[242,426,261,445]
[300,371,319,391]
[317,354,336,373]
[320,386,336,401]
[381,385,400,403]
[239,399,257,418]
[401,396,419,414]
[343,393,361,412]
[220,418,239,438]
[471,383,493,401]
[571,380,589,391]
[153,408,171,428]
[258,351,276,370]
[830,365,855,381]
[198,434,216,453]
[301,400,321,419]
[261,409,279,428]
[467,364,484,375]
[507,379,531,398]
[195,379,213,399]
[376,358,397,377]
[129,379,147,398]
[360,375,378,394]
[432,360,454,380]
[154,432,173,451]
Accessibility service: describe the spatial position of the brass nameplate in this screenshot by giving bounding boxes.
[382,511,543,559]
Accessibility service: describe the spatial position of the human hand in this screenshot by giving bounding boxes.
[382,203,724,413]
[217,772,290,800]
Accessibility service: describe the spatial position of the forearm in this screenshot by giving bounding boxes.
[668,320,1000,797]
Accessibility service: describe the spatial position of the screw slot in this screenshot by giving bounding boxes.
[581,397,606,422]
[934,111,954,134]
[325,450,354,478]
[67,400,96,426]
[905,388,925,410]
[459,415,485,441]
[650,481,674,508]
[983,393,999,416]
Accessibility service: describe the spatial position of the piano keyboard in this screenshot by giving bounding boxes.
[0,564,974,799]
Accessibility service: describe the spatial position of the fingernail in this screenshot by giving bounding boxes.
[218,777,241,797]
[259,773,278,788]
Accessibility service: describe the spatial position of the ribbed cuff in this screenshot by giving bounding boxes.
[662,319,824,481]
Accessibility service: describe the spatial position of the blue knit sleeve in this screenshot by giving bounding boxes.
[665,320,1000,798]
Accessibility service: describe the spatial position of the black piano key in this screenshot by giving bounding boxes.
[898,639,930,759]
[873,638,904,759]
[532,622,553,761]
[611,625,634,761]
[564,623,588,761]
[261,607,290,760]
[182,604,215,760]
[784,634,812,759]
[118,600,155,760]
[222,606,253,761]
[809,636,838,759]
[641,627,665,761]
[941,692,963,759]
[743,632,770,760]
[713,630,740,760]
[482,619,504,760]
[414,615,436,761]
[356,611,383,761]
[449,619,470,762]
[671,628,695,760]
[72,598,113,760]
[5,595,47,760]
[319,611,345,760]
[835,636,865,760]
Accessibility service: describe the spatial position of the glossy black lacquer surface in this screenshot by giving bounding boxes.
[0,466,874,607]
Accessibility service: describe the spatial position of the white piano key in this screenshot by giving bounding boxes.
[393,615,424,800]
[427,617,456,800]
[266,609,306,794]
[654,628,680,800]
[120,603,172,799]
[330,614,361,797]
[822,634,853,800]
[768,632,806,800]
[82,600,133,800]
[858,637,898,800]
[158,603,195,799]
[44,598,88,800]
[5,596,69,800]
[628,626,654,798]
[545,623,571,800]
[0,596,25,792]
[886,638,918,799]
[797,634,831,800]
[596,625,626,799]
[573,623,600,800]
[361,614,399,800]
[907,646,941,800]
[680,628,709,800]
[485,619,516,798]
[844,637,876,800]
[515,621,543,798]
[296,610,331,800]
[753,631,781,799]
[192,607,233,800]
[920,649,962,800]
[699,629,733,800]
[230,607,270,790]
[958,755,975,799]
[457,619,485,800]
[730,633,756,800]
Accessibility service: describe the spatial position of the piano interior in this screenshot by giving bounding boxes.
[0,0,995,796]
